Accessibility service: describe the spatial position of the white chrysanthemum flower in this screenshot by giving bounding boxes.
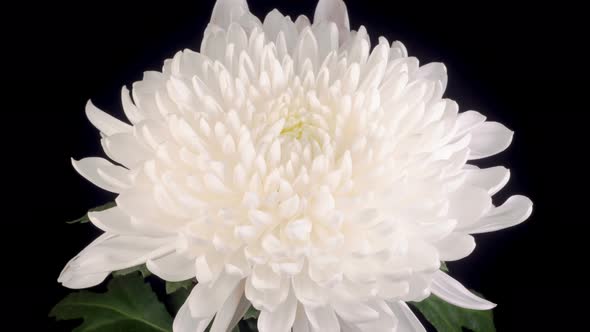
[59,0,533,331]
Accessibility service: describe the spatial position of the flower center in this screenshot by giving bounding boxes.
[280,114,305,139]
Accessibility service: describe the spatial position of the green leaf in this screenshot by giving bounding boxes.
[411,294,495,332]
[50,273,173,332]
[440,261,449,272]
[67,202,116,224]
[243,305,260,320]
[112,264,152,278]
[165,279,195,295]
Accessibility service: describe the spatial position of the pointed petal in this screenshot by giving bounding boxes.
[189,274,242,318]
[431,271,496,310]
[304,305,339,332]
[459,195,533,234]
[61,271,111,289]
[59,234,174,288]
[85,100,132,136]
[388,301,426,332]
[210,280,246,332]
[468,122,513,160]
[227,296,252,331]
[464,166,510,195]
[121,86,144,124]
[356,300,397,331]
[101,133,150,168]
[258,288,298,332]
[173,298,213,332]
[454,111,486,137]
[146,251,196,282]
[293,304,311,332]
[449,186,492,227]
[88,206,137,235]
[435,233,476,261]
[415,62,448,92]
[314,0,350,32]
[72,157,131,193]
[211,0,249,28]
[331,301,379,323]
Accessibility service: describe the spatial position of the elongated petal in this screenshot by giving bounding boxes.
[415,62,447,92]
[258,288,298,332]
[121,86,143,124]
[449,186,492,227]
[431,271,496,310]
[88,206,137,234]
[435,233,476,261]
[468,122,513,159]
[332,301,379,323]
[211,0,249,28]
[460,195,533,234]
[173,299,213,332]
[455,111,486,137]
[189,274,242,318]
[304,305,339,331]
[72,157,131,193]
[227,296,252,331]
[210,280,246,332]
[464,166,510,195]
[293,304,311,332]
[388,301,426,332]
[314,0,350,33]
[85,100,131,136]
[146,251,196,282]
[101,133,150,168]
[356,300,397,331]
[59,234,173,288]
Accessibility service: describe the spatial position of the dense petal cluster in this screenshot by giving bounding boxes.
[59,0,532,331]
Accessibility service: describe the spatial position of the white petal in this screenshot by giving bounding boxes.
[85,100,131,136]
[331,301,379,323]
[415,62,447,92]
[258,288,298,332]
[430,271,496,310]
[59,271,110,289]
[388,301,426,332]
[211,0,249,28]
[314,0,350,33]
[72,157,131,193]
[293,304,311,332]
[189,274,242,318]
[210,280,246,332]
[468,122,513,160]
[146,251,195,282]
[356,301,397,332]
[227,297,252,332]
[59,234,174,288]
[58,233,115,288]
[448,186,492,227]
[173,298,213,332]
[454,111,486,137]
[435,233,476,261]
[304,305,339,331]
[459,195,533,234]
[101,133,150,168]
[464,166,510,195]
[292,268,326,307]
[263,9,286,42]
[121,86,144,124]
[88,206,137,234]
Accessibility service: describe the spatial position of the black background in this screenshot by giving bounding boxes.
[7,0,584,330]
